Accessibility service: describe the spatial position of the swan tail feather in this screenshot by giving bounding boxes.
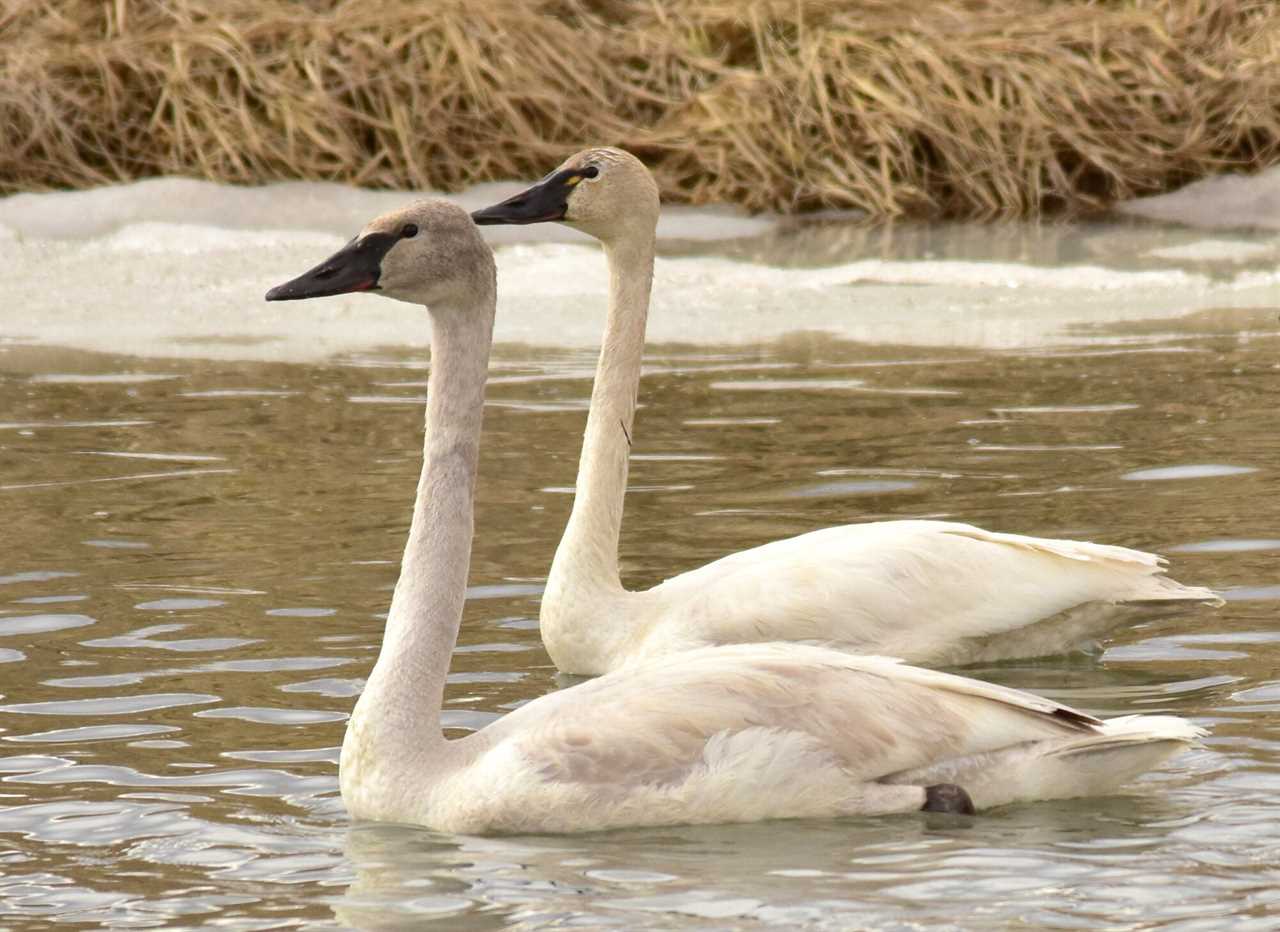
[941,524,1223,605]
[1123,576,1223,606]
[881,714,1203,810]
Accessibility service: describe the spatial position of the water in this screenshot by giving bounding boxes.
[1,311,1278,928]
[3,183,1280,927]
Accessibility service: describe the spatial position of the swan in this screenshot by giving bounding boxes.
[264,198,1205,834]
[471,148,1219,676]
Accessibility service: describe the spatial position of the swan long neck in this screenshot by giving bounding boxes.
[355,296,494,749]
[549,227,655,596]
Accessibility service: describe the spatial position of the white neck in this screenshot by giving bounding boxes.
[349,297,494,755]
[547,226,655,598]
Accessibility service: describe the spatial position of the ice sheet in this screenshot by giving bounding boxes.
[1,177,1277,362]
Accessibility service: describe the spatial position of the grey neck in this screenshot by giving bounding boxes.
[355,295,495,749]
[548,228,655,596]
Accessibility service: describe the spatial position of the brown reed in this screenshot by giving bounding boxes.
[2,0,1278,217]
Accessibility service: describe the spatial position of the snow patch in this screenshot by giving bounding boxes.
[1117,167,1280,231]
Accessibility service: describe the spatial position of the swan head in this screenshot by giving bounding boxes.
[265,199,494,309]
[471,147,659,240]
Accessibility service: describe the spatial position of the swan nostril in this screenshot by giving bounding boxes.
[314,266,337,280]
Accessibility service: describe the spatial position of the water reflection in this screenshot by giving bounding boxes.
[0,307,1278,927]
[335,793,1252,931]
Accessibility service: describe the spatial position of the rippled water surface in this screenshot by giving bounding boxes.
[2,299,1279,928]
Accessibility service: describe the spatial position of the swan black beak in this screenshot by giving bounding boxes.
[265,233,399,301]
[471,169,580,225]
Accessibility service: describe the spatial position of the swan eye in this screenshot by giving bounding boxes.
[582,166,599,179]
[401,224,419,239]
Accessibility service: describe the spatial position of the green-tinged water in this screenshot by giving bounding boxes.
[1,308,1278,929]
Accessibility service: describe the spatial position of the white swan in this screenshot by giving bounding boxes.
[265,198,1204,834]
[472,148,1219,676]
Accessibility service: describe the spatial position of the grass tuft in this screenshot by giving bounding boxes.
[3,0,1278,216]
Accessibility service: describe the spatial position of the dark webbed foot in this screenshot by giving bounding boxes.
[922,783,976,814]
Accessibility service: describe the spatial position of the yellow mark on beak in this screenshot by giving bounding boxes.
[564,174,583,187]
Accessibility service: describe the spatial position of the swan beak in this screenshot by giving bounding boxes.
[471,170,576,225]
[265,233,399,301]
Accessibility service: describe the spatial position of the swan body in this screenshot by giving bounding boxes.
[349,643,1202,835]
[267,197,1205,835]
[546,520,1216,673]
[473,148,1219,676]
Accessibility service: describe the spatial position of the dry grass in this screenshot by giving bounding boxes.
[2,0,1278,216]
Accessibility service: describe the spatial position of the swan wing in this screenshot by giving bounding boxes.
[431,644,1199,832]
[486,644,1098,791]
[643,520,1218,660]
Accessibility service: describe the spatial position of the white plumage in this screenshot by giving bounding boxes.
[347,644,1206,834]
[474,147,1219,676]
[548,519,1219,673]
[270,197,1206,836]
